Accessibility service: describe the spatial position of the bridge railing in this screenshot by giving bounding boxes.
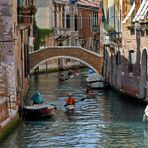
[30,46,103,57]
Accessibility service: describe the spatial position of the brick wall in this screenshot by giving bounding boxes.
[78,9,94,49]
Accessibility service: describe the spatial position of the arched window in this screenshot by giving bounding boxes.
[128,49,135,72]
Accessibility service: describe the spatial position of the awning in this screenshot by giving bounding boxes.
[122,1,135,24]
[139,1,148,20]
[132,0,147,22]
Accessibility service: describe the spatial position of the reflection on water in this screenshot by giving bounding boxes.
[1,70,148,148]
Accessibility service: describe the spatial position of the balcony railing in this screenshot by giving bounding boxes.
[108,31,122,45]
[54,28,70,41]
[104,31,122,48]
[54,28,78,41]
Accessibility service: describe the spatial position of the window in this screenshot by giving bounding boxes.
[80,15,83,29]
[128,50,135,72]
[93,13,95,26]
[95,12,97,26]
[75,15,78,31]
[66,15,70,29]
[89,16,92,31]
[18,0,23,6]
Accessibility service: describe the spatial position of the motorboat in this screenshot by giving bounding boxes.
[23,91,57,119]
[143,105,148,122]
[23,104,57,119]
[86,71,105,89]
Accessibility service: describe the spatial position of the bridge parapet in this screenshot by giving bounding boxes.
[29,46,103,74]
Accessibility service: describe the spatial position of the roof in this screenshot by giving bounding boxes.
[133,0,148,22]
[122,0,148,24]
[122,1,135,24]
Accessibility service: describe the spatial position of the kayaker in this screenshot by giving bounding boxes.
[65,93,75,107]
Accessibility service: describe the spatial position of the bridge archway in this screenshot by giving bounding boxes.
[29,46,103,74]
[31,56,98,74]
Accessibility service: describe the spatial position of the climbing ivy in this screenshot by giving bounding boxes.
[33,18,54,50]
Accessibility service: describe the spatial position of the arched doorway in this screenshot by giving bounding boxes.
[140,49,147,100]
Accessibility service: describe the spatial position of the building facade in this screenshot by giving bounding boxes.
[103,0,148,102]
[0,0,18,124]
[77,0,100,53]
[0,0,36,141]
[35,0,102,71]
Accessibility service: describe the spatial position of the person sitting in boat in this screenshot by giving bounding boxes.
[86,85,92,95]
[31,91,44,105]
[59,74,65,81]
[65,93,75,107]
[67,69,73,76]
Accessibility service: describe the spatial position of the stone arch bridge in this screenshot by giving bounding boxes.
[29,46,103,74]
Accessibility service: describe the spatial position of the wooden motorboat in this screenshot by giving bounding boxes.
[23,104,57,119]
[86,72,105,89]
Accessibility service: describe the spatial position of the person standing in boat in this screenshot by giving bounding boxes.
[65,93,75,107]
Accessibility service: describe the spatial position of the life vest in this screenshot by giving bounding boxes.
[66,98,75,105]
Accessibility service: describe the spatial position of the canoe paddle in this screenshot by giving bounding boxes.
[75,97,86,103]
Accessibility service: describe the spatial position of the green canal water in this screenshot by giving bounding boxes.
[0,70,148,148]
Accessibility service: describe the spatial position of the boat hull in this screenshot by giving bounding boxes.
[86,72,105,89]
[88,80,104,89]
[23,104,56,119]
[65,105,75,113]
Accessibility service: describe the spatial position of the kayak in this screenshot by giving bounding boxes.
[65,105,75,113]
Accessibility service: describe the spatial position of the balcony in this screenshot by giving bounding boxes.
[108,31,122,47]
[54,28,80,40]
[54,28,70,41]
[104,29,122,48]
[17,0,36,24]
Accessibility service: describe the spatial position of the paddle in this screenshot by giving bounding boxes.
[75,96,86,103]
[50,104,57,110]
[80,97,86,101]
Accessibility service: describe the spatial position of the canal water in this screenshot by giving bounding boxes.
[1,70,148,148]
